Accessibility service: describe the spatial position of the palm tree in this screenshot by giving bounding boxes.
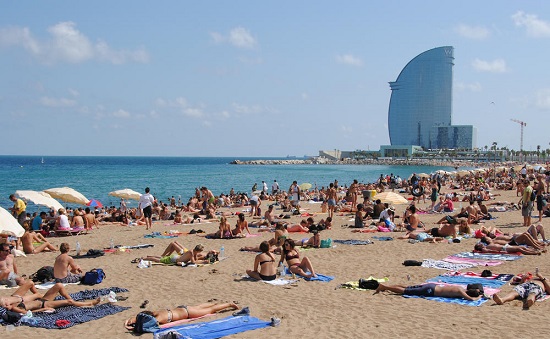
[537,145,541,161]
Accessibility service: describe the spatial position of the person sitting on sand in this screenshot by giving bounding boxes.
[232,213,251,237]
[374,282,483,301]
[526,223,546,242]
[474,242,543,255]
[428,223,458,239]
[246,241,277,281]
[4,281,100,313]
[353,204,367,228]
[53,242,83,283]
[205,216,232,239]
[297,229,321,248]
[71,209,85,228]
[493,272,550,309]
[142,243,217,265]
[21,230,58,254]
[403,205,421,231]
[124,301,239,333]
[240,223,288,253]
[279,239,317,278]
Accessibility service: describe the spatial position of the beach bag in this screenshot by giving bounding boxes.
[530,189,536,202]
[30,266,54,283]
[82,268,106,285]
[1,309,23,324]
[402,260,423,266]
[320,238,332,248]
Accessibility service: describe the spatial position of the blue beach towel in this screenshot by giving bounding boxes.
[372,236,393,241]
[153,315,271,339]
[403,294,489,307]
[426,276,508,289]
[283,267,334,282]
[22,304,130,329]
[333,239,373,245]
[144,232,177,239]
[53,287,129,301]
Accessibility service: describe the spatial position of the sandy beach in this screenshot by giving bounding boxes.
[3,186,550,338]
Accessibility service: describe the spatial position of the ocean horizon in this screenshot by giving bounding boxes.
[0,155,465,212]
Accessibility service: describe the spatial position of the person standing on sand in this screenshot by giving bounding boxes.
[139,187,155,230]
[521,179,533,227]
[349,179,358,212]
[9,194,26,227]
[326,183,337,219]
[535,175,546,223]
[289,181,301,212]
[272,180,279,195]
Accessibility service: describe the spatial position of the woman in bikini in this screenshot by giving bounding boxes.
[232,213,251,237]
[246,241,277,281]
[124,301,239,332]
[279,239,317,278]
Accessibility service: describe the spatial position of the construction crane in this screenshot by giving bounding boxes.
[510,118,526,152]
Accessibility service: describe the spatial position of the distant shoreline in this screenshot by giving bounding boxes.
[230,158,516,168]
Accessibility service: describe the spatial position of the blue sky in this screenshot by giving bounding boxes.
[1,1,550,157]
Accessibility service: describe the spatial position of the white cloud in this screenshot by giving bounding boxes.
[183,107,203,118]
[0,21,149,64]
[210,27,257,49]
[39,96,76,107]
[455,24,490,40]
[512,11,550,37]
[535,89,550,110]
[455,81,482,92]
[68,88,80,97]
[301,93,309,100]
[232,103,263,114]
[220,111,230,118]
[336,54,363,67]
[113,109,130,118]
[472,58,507,73]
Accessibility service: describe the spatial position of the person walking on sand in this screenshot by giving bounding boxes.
[289,180,301,212]
[521,179,534,227]
[326,182,337,219]
[139,187,155,230]
[272,180,280,195]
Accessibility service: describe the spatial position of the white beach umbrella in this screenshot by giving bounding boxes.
[109,189,142,201]
[375,191,409,205]
[15,190,63,211]
[0,206,25,237]
[43,187,90,205]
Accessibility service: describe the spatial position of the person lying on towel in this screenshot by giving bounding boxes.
[493,272,550,310]
[372,281,484,301]
[124,301,240,333]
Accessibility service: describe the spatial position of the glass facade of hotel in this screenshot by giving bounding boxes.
[388,46,456,149]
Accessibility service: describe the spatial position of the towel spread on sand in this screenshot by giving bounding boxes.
[442,256,503,266]
[20,303,130,329]
[333,239,373,245]
[426,276,508,288]
[153,315,272,339]
[421,259,474,271]
[144,232,178,239]
[372,236,394,241]
[452,252,522,261]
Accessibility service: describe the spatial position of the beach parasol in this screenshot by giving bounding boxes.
[43,187,90,205]
[15,190,63,211]
[375,191,409,205]
[0,206,25,237]
[533,165,546,172]
[86,199,103,208]
[416,173,430,178]
[299,183,312,191]
[109,189,141,201]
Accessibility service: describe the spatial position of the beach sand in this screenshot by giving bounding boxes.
[4,187,550,338]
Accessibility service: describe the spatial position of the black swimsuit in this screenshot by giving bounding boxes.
[258,257,276,281]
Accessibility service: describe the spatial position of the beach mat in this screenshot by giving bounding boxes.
[426,275,509,288]
[153,315,271,339]
[333,239,373,245]
[443,256,503,266]
[421,259,474,271]
[402,291,489,307]
[19,303,130,329]
[452,252,522,261]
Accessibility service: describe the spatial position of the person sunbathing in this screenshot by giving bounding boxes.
[124,301,240,333]
[373,282,483,301]
[428,223,457,238]
[480,232,546,250]
[0,280,40,308]
[246,241,277,281]
[205,217,232,239]
[232,213,251,237]
[493,272,550,309]
[474,242,542,255]
[286,220,309,233]
[5,282,100,313]
[240,223,287,253]
[142,243,216,265]
[279,239,316,278]
[21,230,58,254]
[398,230,445,243]
[297,230,321,248]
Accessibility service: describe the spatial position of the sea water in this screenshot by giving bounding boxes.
[0,155,462,212]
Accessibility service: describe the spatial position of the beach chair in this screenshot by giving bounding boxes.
[55,227,84,237]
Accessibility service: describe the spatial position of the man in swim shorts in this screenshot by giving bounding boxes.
[374,282,483,301]
[493,272,550,309]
